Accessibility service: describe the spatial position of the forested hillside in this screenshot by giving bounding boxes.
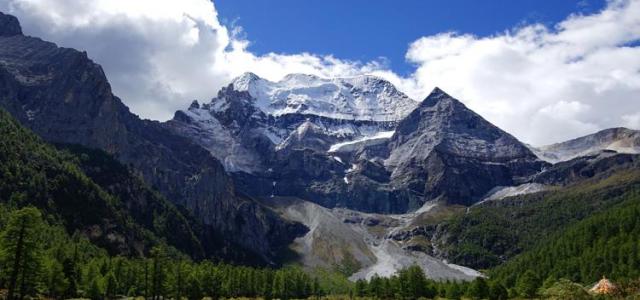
[0,108,202,256]
[491,187,640,288]
[0,205,329,300]
[438,168,640,269]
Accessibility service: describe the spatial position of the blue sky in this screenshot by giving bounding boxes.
[216,0,606,75]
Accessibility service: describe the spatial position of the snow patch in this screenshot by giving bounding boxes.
[329,131,395,153]
[480,183,547,203]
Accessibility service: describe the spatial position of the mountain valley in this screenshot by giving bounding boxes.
[1,10,640,299]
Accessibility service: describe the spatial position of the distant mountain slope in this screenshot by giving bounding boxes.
[384,88,546,206]
[491,185,640,286]
[0,12,304,264]
[531,127,640,163]
[170,78,547,212]
[0,108,191,256]
[431,156,640,269]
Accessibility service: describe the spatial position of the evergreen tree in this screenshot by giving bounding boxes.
[311,277,322,299]
[368,275,383,298]
[467,277,489,299]
[43,258,69,299]
[395,265,429,298]
[516,270,539,298]
[149,247,167,300]
[62,254,80,298]
[354,279,367,297]
[488,281,508,300]
[0,207,44,300]
[104,272,118,299]
[445,282,463,300]
[172,260,186,300]
[88,276,104,300]
[185,271,201,300]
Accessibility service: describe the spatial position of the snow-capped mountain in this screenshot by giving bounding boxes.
[228,72,418,121]
[168,76,547,213]
[531,127,640,163]
[167,73,415,173]
[381,88,546,206]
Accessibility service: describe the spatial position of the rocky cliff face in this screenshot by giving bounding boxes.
[531,127,640,163]
[532,150,640,185]
[169,74,548,212]
[0,12,20,37]
[0,12,305,264]
[384,88,547,206]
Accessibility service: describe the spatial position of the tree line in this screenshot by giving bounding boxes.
[0,206,323,300]
[2,205,640,299]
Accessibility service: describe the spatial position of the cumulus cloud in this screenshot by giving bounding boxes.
[401,0,640,144]
[1,0,639,145]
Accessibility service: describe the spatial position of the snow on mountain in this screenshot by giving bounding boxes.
[168,105,263,173]
[328,130,395,153]
[229,72,418,121]
[169,73,413,173]
[531,127,640,163]
[479,183,547,203]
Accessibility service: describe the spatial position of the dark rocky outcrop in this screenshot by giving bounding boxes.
[0,12,21,37]
[533,151,640,185]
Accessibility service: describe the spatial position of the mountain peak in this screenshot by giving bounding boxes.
[189,100,200,110]
[221,72,418,121]
[0,12,23,37]
[421,87,455,107]
[231,72,261,90]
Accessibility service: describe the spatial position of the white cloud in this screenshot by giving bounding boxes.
[401,0,640,144]
[1,0,387,120]
[1,0,639,145]
[623,112,640,128]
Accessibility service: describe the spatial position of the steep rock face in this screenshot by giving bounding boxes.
[171,74,547,211]
[385,88,547,206]
[531,127,640,163]
[0,13,305,264]
[168,77,404,173]
[167,74,411,212]
[533,151,640,185]
[0,12,21,37]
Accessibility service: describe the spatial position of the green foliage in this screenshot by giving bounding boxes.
[0,206,324,299]
[488,280,508,300]
[467,277,489,299]
[88,276,104,300]
[540,278,592,300]
[491,189,640,289]
[43,257,69,298]
[3,108,640,299]
[441,171,640,269]
[515,270,539,298]
[0,108,206,258]
[0,207,44,300]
